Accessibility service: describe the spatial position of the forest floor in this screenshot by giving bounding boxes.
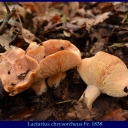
[0,2,128,121]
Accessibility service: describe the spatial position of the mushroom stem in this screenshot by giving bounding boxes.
[31,79,47,95]
[47,72,66,88]
[79,85,101,110]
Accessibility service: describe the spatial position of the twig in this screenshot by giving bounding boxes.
[4,2,10,14]
[0,4,16,35]
[122,12,128,23]
[55,99,72,105]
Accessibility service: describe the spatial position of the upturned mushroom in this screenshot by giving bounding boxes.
[27,39,82,95]
[42,39,81,88]
[77,51,128,110]
[0,46,39,96]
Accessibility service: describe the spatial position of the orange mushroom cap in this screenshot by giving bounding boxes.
[26,42,45,63]
[0,46,39,96]
[42,39,81,57]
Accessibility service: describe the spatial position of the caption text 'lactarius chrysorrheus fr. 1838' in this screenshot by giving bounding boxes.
[77,51,128,110]
[0,39,82,96]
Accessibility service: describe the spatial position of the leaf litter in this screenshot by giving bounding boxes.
[0,2,128,121]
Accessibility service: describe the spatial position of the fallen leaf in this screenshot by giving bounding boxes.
[63,30,71,37]
[62,4,69,18]
[69,2,79,18]
[50,14,61,23]
[17,5,26,19]
[71,12,111,32]
[122,110,128,119]
[99,3,114,13]
[32,16,48,32]
[20,2,50,16]
[6,107,34,121]
[63,22,80,31]
[116,31,128,42]
[48,7,61,17]
[71,17,87,26]
[14,22,35,43]
[99,108,126,121]
[94,12,112,25]
[64,101,94,120]
[0,32,13,50]
[114,3,128,12]
[28,109,53,120]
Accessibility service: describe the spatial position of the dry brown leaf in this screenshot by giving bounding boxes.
[71,12,111,31]
[64,102,95,120]
[122,110,128,119]
[22,28,35,43]
[6,107,34,121]
[28,109,53,120]
[50,14,61,23]
[69,2,79,18]
[114,3,128,12]
[94,12,111,25]
[48,8,61,17]
[99,3,114,13]
[63,30,71,37]
[20,2,50,16]
[99,108,126,121]
[62,4,69,18]
[63,22,80,31]
[71,17,87,26]
[15,22,35,43]
[17,5,26,19]
[0,32,13,50]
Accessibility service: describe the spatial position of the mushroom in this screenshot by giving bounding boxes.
[26,42,47,95]
[77,51,128,110]
[42,39,81,57]
[28,39,82,95]
[26,42,45,63]
[0,46,39,96]
[43,39,81,88]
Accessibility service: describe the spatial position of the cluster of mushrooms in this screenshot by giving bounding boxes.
[0,39,128,110]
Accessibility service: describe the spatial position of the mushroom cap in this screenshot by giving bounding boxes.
[26,42,45,63]
[39,50,81,78]
[77,51,128,97]
[42,39,81,57]
[0,46,39,96]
